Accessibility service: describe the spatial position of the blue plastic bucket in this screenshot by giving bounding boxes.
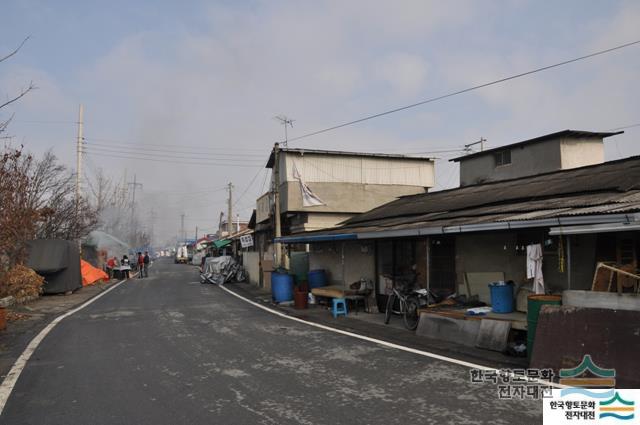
[489,282,514,313]
[272,272,294,302]
[307,269,327,289]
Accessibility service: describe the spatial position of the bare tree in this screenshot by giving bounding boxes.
[0,146,37,275]
[85,166,114,215]
[0,37,35,130]
[26,151,98,240]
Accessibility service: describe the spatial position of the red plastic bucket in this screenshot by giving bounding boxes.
[294,287,308,309]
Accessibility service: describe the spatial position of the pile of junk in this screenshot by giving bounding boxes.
[200,256,246,285]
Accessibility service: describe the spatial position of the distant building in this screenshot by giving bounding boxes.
[275,130,637,310]
[251,147,435,288]
[258,147,435,234]
[451,130,622,186]
[217,218,249,239]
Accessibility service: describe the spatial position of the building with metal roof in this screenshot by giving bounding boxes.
[450,129,623,186]
[277,154,640,242]
[275,154,640,314]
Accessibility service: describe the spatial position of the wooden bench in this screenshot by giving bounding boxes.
[311,285,371,314]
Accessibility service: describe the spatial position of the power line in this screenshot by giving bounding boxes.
[13,120,76,124]
[82,151,265,168]
[145,186,228,195]
[607,122,640,131]
[82,145,265,164]
[233,164,267,208]
[82,146,263,164]
[84,137,268,153]
[260,168,270,195]
[86,140,266,158]
[286,39,640,144]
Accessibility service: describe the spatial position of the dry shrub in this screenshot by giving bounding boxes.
[0,265,44,303]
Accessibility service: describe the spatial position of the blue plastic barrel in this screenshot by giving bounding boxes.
[272,272,294,302]
[307,269,327,289]
[489,282,514,313]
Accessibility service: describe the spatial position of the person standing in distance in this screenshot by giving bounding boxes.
[137,252,144,278]
[143,251,150,278]
[121,255,130,279]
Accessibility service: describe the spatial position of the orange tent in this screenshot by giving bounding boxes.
[81,259,109,286]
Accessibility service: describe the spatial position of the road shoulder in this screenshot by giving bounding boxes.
[224,281,528,371]
[0,280,121,379]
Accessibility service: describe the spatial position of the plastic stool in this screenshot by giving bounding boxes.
[332,298,347,318]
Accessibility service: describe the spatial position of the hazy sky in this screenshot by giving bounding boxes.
[1,0,639,244]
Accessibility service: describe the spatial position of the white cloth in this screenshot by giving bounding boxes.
[293,162,325,207]
[527,244,544,294]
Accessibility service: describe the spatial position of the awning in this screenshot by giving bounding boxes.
[275,213,640,244]
[213,239,231,249]
[549,222,640,235]
[274,233,357,244]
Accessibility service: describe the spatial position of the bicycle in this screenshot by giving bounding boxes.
[383,276,421,331]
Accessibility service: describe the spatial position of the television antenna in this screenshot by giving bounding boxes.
[274,115,294,147]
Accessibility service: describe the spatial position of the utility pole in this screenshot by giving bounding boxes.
[272,116,293,267]
[227,182,233,235]
[150,209,157,246]
[128,174,143,243]
[75,104,84,251]
[464,137,486,154]
[218,212,224,238]
[195,226,198,242]
[180,213,185,243]
[273,142,282,268]
[75,104,84,212]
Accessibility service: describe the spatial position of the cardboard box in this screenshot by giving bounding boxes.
[261,259,274,272]
[262,271,272,291]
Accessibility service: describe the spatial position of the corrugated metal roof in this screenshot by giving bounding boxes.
[282,156,640,239]
[267,147,433,168]
[346,155,640,226]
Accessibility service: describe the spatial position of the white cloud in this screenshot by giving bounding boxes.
[375,53,429,96]
[2,0,639,242]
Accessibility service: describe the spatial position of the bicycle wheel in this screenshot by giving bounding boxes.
[384,293,394,324]
[403,296,421,330]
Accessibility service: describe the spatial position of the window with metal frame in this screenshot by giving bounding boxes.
[494,149,511,166]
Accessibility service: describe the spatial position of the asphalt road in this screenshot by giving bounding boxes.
[1,259,542,424]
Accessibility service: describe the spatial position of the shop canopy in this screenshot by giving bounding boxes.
[213,239,231,249]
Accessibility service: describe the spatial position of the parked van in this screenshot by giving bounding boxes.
[175,245,189,264]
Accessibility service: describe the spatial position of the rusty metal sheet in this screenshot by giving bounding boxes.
[530,305,640,388]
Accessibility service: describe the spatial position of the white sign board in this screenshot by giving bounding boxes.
[240,234,254,248]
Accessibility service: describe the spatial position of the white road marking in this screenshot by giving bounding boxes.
[219,284,567,390]
[0,275,134,415]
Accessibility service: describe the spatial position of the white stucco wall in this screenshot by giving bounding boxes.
[281,181,426,214]
[560,138,604,169]
[242,251,261,286]
[290,212,354,233]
